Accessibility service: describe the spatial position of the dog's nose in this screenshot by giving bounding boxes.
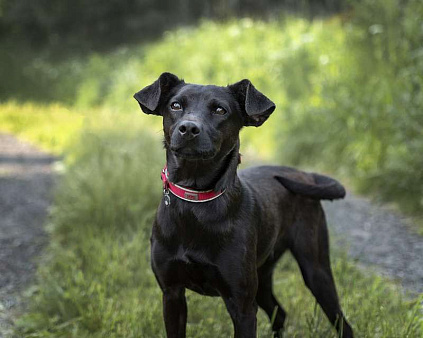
[178,121,201,139]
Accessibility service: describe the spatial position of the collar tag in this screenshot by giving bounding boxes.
[184,192,199,201]
[163,189,171,206]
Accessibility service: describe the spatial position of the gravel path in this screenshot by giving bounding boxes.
[0,133,58,336]
[323,195,423,294]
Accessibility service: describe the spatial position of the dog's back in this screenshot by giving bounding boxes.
[240,165,345,201]
[239,165,345,267]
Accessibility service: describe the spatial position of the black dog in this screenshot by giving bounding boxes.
[134,73,353,338]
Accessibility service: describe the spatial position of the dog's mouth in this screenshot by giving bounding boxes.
[170,146,217,161]
[168,129,220,161]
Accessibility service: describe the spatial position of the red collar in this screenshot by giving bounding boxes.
[161,166,225,204]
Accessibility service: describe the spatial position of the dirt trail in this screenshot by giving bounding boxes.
[323,195,423,294]
[0,133,58,336]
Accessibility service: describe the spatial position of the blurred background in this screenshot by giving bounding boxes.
[0,0,422,337]
[1,0,422,215]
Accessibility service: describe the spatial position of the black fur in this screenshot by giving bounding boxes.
[275,172,346,200]
[134,73,353,338]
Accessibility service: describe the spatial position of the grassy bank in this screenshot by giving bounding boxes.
[14,120,422,337]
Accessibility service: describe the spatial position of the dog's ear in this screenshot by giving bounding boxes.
[134,72,184,116]
[229,79,275,127]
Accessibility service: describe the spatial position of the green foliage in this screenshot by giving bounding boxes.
[56,7,423,216]
[2,1,422,218]
[75,18,346,160]
[278,0,423,215]
[15,123,422,337]
[0,101,84,154]
[2,2,422,216]
[0,40,144,105]
[0,0,346,47]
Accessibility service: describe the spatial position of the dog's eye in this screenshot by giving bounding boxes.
[170,102,182,111]
[214,107,227,115]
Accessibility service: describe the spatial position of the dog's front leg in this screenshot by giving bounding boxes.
[162,287,187,338]
[223,295,258,338]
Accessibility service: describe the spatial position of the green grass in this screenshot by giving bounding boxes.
[0,102,85,154]
[14,121,422,337]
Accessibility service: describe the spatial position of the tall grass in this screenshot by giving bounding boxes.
[15,120,422,337]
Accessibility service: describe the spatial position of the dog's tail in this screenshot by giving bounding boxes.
[274,173,346,201]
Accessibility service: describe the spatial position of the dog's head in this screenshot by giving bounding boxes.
[134,72,275,161]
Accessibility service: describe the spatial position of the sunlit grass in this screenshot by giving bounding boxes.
[0,101,85,154]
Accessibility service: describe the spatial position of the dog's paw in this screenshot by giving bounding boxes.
[273,329,284,338]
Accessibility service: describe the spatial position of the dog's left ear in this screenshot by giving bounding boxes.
[229,79,276,127]
[134,72,184,116]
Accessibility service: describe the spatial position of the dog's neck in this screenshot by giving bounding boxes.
[165,140,240,192]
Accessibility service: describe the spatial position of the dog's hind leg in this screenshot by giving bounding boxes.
[289,203,353,338]
[256,246,287,337]
[223,296,258,338]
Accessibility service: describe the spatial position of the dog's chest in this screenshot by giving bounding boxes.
[173,246,228,297]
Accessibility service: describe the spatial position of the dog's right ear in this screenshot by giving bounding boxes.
[134,72,184,116]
